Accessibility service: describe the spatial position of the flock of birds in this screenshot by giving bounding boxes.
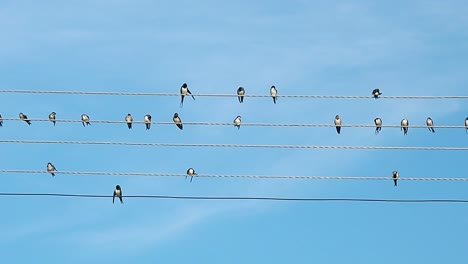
[4,86,465,203]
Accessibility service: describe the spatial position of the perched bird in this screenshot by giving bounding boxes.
[0,114,3,127]
[233,115,241,129]
[47,162,56,177]
[19,112,31,125]
[237,87,245,103]
[144,114,152,130]
[186,167,197,183]
[180,83,195,107]
[49,112,56,126]
[334,115,342,134]
[81,114,90,127]
[392,171,399,187]
[173,113,183,130]
[401,118,409,135]
[374,117,382,134]
[113,185,123,204]
[372,88,382,99]
[465,117,468,134]
[426,117,435,133]
[270,85,278,104]
[125,114,133,129]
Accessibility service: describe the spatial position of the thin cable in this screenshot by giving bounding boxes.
[1,89,468,99]
[1,169,467,181]
[0,192,467,203]
[1,118,467,129]
[0,140,467,150]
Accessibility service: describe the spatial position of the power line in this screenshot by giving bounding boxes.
[1,169,467,181]
[0,139,467,150]
[0,192,467,203]
[1,118,467,129]
[1,89,468,99]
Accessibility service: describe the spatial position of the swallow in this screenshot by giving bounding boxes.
[49,112,56,126]
[113,185,123,204]
[334,115,341,134]
[401,118,409,135]
[374,117,382,134]
[47,162,56,177]
[186,168,197,183]
[426,117,435,133]
[81,114,90,127]
[125,114,133,129]
[180,83,195,107]
[0,114,3,127]
[270,85,278,104]
[173,113,183,130]
[233,115,241,129]
[237,87,245,103]
[372,88,382,99]
[392,171,399,187]
[19,112,31,125]
[144,114,152,130]
[465,117,468,134]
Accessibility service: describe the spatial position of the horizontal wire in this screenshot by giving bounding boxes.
[0,192,467,203]
[0,139,467,150]
[0,89,468,99]
[1,117,467,128]
[1,169,466,181]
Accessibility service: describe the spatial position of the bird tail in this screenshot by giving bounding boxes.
[394,180,397,186]
[190,176,193,183]
[180,96,184,108]
[273,97,276,104]
[53,121,56,126]
[27,121,31,125]
[51,173,55,177]
[191,94,195,100]
[82,122,85,127]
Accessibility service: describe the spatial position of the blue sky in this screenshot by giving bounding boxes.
[0,0,468,263]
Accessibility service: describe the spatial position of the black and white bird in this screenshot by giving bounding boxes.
[47,162,56,177]
[19,112,31,125]
[426,117,435,133]
[144,114,152,130]
[125,114,133,129]
[173,113,183,130]
[0,114,3,127]
[113,185,123,204]
[49,112,56,126]
[334,115,342,134]
[81,114,90,127]
[180,83,195,108]
[465,117,468,134]
[392,171,399,187]
[237,87,245,103]
[186,168,197,183]
[270,85,278,104]
[233,115,241,129]
[374,117,382,134]
[401,118,409,135]
[372,88,382,99]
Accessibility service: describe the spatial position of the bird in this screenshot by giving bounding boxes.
[401,118,409,135]
[19,112,31,125]
[465,117,468,134]
[237,87,245,103]
[47,162,56,177]
[81,114,90,127]
[270,85,278,104]
[49,112,56,126]
[372,88,382,99]
[125,114,133,129]
[426,117,435,133]
[113,185,123,204]
[186,168,197,183]
[180,83,195,107]
[173,113,183,130]
[392,171,399,187]
[374,117,382,134]
[334,115,342,134]
[144,114,152,130]
[233,115,241,129]
[0,114,3,127]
